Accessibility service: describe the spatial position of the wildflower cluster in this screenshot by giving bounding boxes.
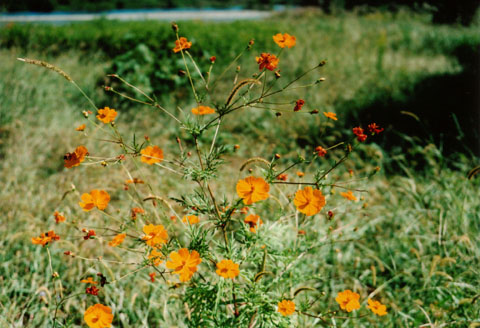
[24,24,387,327]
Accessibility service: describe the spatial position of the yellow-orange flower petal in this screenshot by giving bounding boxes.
[142,224,168,248]
[79,190,110,211]
[293,187,326,216]
[277,299,295,316]
[76,124,86,131]
[335,290,361,312]
[236,176,270,205]
[96,107,117,124]
[256,53,279,71]
[64,145,88,168]
[216,259,240,279]
[166,248,202,282]
[323,112,338,120]
[273,33,296,48]
[54,211,66,223]
[148,248,164,266]
[191,105,215,115]
[244,214,263,233]
[31,230,60,246]
[81,277,98,285]
[84,304,113,328]
[340,190,357,201]
[108,233,126,247]
[140,145,164,165]
[367,299,387,316]
[182,215,200,225]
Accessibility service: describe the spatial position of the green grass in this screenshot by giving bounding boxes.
[1,9,480,327]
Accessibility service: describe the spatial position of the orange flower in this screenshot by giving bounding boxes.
[335,290,361,312]
[64,145,88,168]
[273,33,296,48]
[148,248,163,266]
[293,187,326,216]
[81,277,98,285]
[125,178,144,184]
[108,233,126,247]
[244,214,263,233]
[86,286,99,296]
[315,146,327,157]
[173,37,192,53]
[236,176,270,205]
[216,259,240,279]
[131,207,145,220]
[76,124,86,131]
[166,248,202,282]
[296,171,305,177]
[31,230,60,246]
[96,107,117,124]
[53,211,66,223]
[323,112,338,120]
[276,173,288,181]
[277,299,295,316]
[191,106,215,115]
[140,145,164,165]
[149,272,156,282]
[340,190,357,201]
[84,304,113,328]
[367,299,387,316]
[79,190,110,211]
[182,215,200,225]
[256,53,279,71]
[353,127,367,142]
[367,123,384,135]
[142,224,168,248]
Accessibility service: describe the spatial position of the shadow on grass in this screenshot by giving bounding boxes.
[348,43,480,160]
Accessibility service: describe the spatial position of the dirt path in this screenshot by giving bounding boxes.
[0,9,273,23]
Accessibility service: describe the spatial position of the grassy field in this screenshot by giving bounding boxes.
[1,9,480,327]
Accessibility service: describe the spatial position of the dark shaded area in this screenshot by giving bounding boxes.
[2,0,479,26]
[348,43,480,162]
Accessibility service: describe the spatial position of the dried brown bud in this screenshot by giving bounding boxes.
[274,70,281,79]
[319,60,326,67]
[234,144,240,150]
[310,109,319,114]
[275,112,282,117]
[171,22,179,32]
[178,69,186,76]
[275,153,281,159]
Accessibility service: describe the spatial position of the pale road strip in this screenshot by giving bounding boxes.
[0,10,273,23]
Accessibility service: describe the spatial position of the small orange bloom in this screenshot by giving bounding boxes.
[125,178,144,184]
[256,53,279,71]
[79,190,110,211]
[323,112,338,120]
[76,124,86,131]
[293,187,326,216]
[64,145,88,168]
[81,277,98,285]
[182,215,200,225]
[240,207,249,214]
[166,248,202,282]
[340,190,357,201]
[315,146,327,157]
[244,214,263,233]
[236,176,270,205]
[367,123,384,135]
[140,145,164,165]
[131,207,145,220]
[148,248,163,266]
[142,224,168,248]
[273,33,296,48]
[335,290,361,312]
[216,259,240,279]
[53,211,66,223]
[86,286,99,296]
[277,299,295,316]
[108,233,126,247]
[296,171,305,177]
[353,127,367,142]
[149,272,156,282]
[276,173,288,181]
[367,299,387,316]
[31,230,60,246]
[191,106,215,115]
[173,37,192,53]
[84,303,113,328]
[96,107,117,124]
